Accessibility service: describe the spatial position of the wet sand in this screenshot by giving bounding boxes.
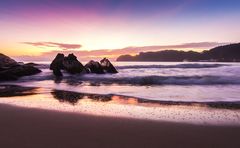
[0,104,240,148]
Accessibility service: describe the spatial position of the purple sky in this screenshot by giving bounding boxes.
[0,0,239,61]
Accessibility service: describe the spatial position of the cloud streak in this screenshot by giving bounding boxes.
[22,42,82,50]
[15,42,230,62]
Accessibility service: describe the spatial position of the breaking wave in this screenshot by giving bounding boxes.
[116,63,228,69]
[76,75,240,85]
[17,73,240,86]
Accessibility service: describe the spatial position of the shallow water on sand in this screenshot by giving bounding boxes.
[0,87,240,126]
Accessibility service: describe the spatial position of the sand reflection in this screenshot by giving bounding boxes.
[0,85,39,97]
[0,87,240,125]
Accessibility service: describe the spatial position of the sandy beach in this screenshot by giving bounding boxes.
[0,104,240,148]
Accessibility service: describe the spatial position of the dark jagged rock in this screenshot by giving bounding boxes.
[100,58,118,73]
[50,53,86,76]
[0,65,41,81]
[62,54,86,74]
[0,72,18,81]
[0,54,41,81]
[50,54,118,76]
[50,53,64,76]
[24,62,39,67]
[4,65,41,77]
[85,60,105,74]
[0,53,19,68]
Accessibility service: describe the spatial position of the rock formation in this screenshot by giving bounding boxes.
[50,53,64,76]
[100,58,118,73]
[85,60,105,74]
[0,53,41,81]
[50,53,86,76]
[62,54,86,74]
[50,53,118,76]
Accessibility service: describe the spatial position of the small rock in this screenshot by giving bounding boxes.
[100,58,118,73]
[85,60,105,74]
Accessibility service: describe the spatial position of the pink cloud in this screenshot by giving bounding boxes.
[15,42,230,62]
[22,42,82,50]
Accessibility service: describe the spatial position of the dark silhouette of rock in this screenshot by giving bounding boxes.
[0,53,41,81]
[0,53,19,68]
[100,58,118,73]
[62,54,86,74]
[4,65,41,77]
[50,53,86,76]
[117,43,240,62]
[24,62,39,67]
[50,54,118,76]
[50,53,64,76]
[0,65,41,81]
[85,60,105,74]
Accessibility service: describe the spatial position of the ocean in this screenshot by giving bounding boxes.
[3,61,240,103]
[1,61,240,125]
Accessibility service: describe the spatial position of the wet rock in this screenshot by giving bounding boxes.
[24,62,39,67]
[50,54,118,76]
[85,60,105,74]
[50,53,64,76]
[5,65,41,77]
[62,54,86,74]
[0,65,41,81]
[100,58,118,73]
[0,72,18,81]
[0,53,19,69]
[0,53,41,81]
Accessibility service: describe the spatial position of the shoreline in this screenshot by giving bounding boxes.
[1,84,240,126]
[0,103,240,148]
[1,84,240,109]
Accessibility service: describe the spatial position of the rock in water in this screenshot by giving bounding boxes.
[62,54,86,74]
[0,53,19,69]
[50,54,118,76]
[2,65,41,77]
[85,60,105,74]
[50,53,64,76]
[0,53,41,81]
[100,58,118,73]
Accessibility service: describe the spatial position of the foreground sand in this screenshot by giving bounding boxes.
[0,104,240,148]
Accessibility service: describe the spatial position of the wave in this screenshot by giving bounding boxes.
[116,63,228,69]
[18,73,240,85]
[35,63,228,70]
[13,63,239,86]
[75,75,240,85]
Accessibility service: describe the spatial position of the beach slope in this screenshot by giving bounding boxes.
[0,104,240,148]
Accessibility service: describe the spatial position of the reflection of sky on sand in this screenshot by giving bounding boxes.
[0,88,240,126]
[4,79,240,102]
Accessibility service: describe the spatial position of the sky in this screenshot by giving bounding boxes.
[0,0,239,61]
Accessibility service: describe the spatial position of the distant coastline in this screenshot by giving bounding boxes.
[117,43,240,62]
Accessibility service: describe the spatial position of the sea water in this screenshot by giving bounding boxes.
[3,62,240,103]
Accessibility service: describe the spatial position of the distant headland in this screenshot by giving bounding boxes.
[117,43,240,62]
